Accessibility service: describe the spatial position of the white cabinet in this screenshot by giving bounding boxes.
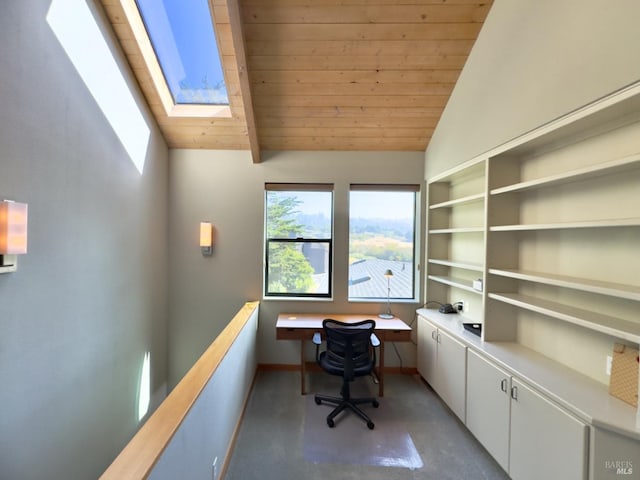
[510,378,588,480]
[417,315,467,421]
[466,350,588,480]
[466,349,511,470]
[436,328,467,421]
[417,315,437,386]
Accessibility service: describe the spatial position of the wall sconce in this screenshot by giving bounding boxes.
[199,222,213,256]
[0,200,28,274]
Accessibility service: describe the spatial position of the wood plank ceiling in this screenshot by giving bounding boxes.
[100,0,493,162]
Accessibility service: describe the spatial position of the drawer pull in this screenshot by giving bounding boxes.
[500,378,508,393]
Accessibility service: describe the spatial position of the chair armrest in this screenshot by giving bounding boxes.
[370,333,380,347]
[312,332,322,345]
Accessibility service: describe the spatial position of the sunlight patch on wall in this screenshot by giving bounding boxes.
[137,351,151,421]
[46,0,150,174]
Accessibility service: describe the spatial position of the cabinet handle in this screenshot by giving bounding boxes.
[436,333,441,344]
[500,378,508,393]
[511,385,518,401]
[431,330,437,340]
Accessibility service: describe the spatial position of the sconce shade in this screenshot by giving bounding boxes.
[200,222,213,255]
[0,201,28,255]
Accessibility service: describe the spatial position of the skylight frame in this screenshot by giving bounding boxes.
[117,0,232,118]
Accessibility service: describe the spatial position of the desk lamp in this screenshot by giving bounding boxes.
[378,269,394,319]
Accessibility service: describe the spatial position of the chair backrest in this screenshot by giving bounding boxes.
[322,319,376,380]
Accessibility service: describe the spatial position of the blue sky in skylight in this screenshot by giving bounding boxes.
[136,0,228,105]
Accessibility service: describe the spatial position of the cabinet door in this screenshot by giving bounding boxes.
[436,329,467,421]
[465,350,511,471]
[509,378,588,480]
[417,316,437,387]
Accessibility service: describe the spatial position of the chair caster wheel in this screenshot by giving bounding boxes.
[315,397,322,405]
[367,421,375,430]
[327,418,335,428]
[372,400,379,408]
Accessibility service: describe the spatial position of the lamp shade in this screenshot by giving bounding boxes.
[0,201,28,255]
[384,269,393,278]
[199,222,212,247]
[200,222,213,256]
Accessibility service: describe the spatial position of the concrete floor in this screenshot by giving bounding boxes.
[224,370,509,480]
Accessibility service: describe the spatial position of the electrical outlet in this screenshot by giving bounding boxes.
[457,300,467,313]
[606,355,612,376]
[212,456,218,480]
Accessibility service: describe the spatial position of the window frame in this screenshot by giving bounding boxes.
[118,0,232,118]
[347,184,420,303]
[263,183,334,299]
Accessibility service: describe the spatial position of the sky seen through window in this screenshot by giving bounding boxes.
[136,0,228,105]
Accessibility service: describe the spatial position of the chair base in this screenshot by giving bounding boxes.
[315,392,379,430]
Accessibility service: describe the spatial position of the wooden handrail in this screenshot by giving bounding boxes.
[100,301,260,480]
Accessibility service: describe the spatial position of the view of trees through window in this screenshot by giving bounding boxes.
[265,189,332,296]
[264,185,417,300]
[349,189,416,299]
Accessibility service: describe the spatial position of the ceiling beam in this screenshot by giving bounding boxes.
[226,0,261,163]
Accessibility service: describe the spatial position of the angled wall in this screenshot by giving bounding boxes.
[425,0,640,177]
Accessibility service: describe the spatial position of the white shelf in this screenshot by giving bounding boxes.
[490,153,640,195]
[428,275,483,294]
[429,259,484,272]
[488,292,640,344]
[429,227,484,234]
[428,157,486,184]
[489,269,640,301]
[490,218,640,231]
[430,192,485,209]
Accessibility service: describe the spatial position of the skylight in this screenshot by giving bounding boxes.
[135,0,228,106]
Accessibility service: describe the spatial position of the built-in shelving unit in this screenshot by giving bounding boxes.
[426,157,486,323]
[425,82,640,421]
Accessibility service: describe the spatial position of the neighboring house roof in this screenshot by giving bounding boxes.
[348,259,412,299]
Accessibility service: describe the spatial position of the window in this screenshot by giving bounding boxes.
[348,185,419,301]
[135,0,228,105]
[264,184,333,298]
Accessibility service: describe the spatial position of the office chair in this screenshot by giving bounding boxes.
[313,319,380,430]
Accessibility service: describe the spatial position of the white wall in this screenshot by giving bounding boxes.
[168,149,425,386]
[0,1,169,478]
[425,0,640,177]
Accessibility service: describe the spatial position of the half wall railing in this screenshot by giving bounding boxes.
[100,301,260,480]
